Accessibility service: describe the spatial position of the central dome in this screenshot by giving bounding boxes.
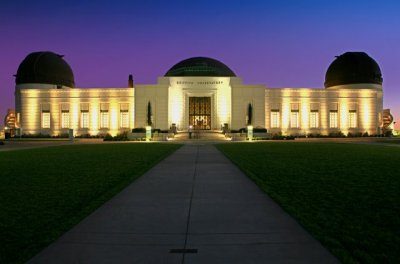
[165,57,236,77]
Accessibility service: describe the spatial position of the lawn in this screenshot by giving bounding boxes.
[0,143,181,264]
[216,142,400,264]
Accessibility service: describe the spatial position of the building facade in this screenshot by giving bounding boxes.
[14,51,384,137]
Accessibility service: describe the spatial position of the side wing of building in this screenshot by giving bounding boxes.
[15,84,134,136]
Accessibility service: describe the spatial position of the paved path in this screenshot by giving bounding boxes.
[29,144,339,264]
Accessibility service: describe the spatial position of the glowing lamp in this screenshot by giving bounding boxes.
[247,125,253,141]
[146,126,152,141]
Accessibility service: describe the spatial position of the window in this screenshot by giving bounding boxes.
[61,104,70,128]
[41,112,50,128]
[41,104,50,129]
[100,112,109,128]
[270,111,280,128]
[81,112,89,128]
[329,111,338,128]
[329,103,338,129]
[310,111,319,128]
[80,103,89,129]
[349,111,357,128]
[100,103,109,128]
[348,103,357,128]
[61,112,70,128]
[120,112,129,128]
[290,112,299,128]
[120,103,129,128]
[290,103,299,128]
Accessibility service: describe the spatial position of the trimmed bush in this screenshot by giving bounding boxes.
[132,127,146,133]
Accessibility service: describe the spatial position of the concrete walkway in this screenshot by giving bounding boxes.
[29,144,339,264]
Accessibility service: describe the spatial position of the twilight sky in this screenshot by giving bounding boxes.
[1,0,399,128]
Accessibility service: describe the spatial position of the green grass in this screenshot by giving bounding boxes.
[376,139,400,144]
[0,143,181,264]
[216,142,400,264]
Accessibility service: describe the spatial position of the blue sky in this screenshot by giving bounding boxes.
[1,0,399,126]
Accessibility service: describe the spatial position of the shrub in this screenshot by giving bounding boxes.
[132,127,146,133]
[75,133,103,138]
[385,130,393,137]
[272,134,285,140]
[58,133,69,138]
[253,127,267,133]
[115,131,129,140]
[103,133,113,141]
[103,132,130,141]
[329,131,345,138]
[21,133,51,138]
[354,132,363,137]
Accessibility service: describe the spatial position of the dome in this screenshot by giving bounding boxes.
[15,51,75,88]
[324,52,382,88]
[165,57,236,77]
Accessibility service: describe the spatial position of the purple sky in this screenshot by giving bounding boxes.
[1,0,399,128]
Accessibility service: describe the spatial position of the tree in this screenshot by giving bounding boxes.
[147,101,152,126]
[247,103,253,125]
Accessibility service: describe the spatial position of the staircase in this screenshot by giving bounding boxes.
[171,130,228,142]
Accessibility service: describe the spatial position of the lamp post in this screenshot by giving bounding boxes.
[189,125,193,139]
[146,126,152,141]
[146,101,152,141]
[4,126,9,139]
[247,125,253,141]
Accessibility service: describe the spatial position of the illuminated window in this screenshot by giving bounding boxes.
[100,103,109,128]
[310,111,319,128]
[120,103,129,128]
[329,111,338,128]
[41,112,50,128]
[290,103,299,128]
[271,111,280,128]
[348,111,357,128]
[100,112,109,128]
[61,112,70,128]
[120,112,129,128]
[80,103,89,128]
[61,104,70,128]
[41,104,51,129]
[290,112,299,128]
[81,112,89,128]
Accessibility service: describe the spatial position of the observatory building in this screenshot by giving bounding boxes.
[14,51,383,137]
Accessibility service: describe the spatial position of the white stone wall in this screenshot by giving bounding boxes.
[265,83,383,135]
[166,77,232,131]
[16,84,134,136]
[134,84,169,130]
[231,83,266,130]
[15,80,383,137]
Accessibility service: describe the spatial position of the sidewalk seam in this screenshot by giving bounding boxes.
[181,145,199,263]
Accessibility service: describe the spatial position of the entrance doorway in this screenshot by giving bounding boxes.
[189,97,211,130]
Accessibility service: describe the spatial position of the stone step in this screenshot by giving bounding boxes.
[171,132,228,141]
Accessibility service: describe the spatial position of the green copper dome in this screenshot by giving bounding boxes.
[325,52,382,88]
[15,51,75,87]
[165,57,236,77]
